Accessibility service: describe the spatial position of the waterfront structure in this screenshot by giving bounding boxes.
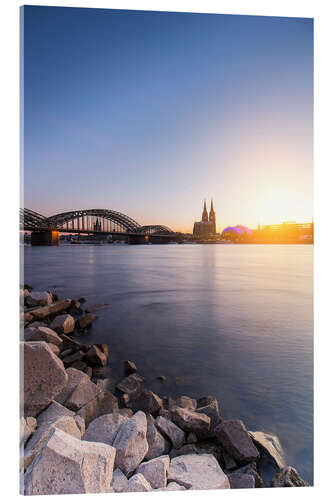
[20,207,176,246]
[193,200,216,238]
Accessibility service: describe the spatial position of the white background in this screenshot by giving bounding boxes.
[0,1,332,499]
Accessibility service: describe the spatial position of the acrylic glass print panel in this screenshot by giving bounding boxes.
[20,4,313,495]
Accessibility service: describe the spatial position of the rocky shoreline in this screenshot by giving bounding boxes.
[21,285,309,494]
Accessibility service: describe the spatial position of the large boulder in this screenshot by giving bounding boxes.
[29,299,72,320]
[35,400,75,424]
[112,411,149,476]
[231,462,264,488]
[111,468,129,492]
[84,345,107,367]
[24,401,78,470]
[131,389,163,417]
[77,313,96,330]
[228,472,255,489]
[20,417,37,447]
[23,415,81,470]
[170,406,211,438]
[26,291,53,308]
[55,367,90,405]
[272,466,309,487]
[168,453,230,490]
[249,431,286,470]
[65,377,100,411]
[136,455,170,489]
[25,326,62,347]
[23,341,68,417]
[116,373,144,398]
[174,395,197,411]
[215,420,259,464]
[146,414,170,460]
[24,428,115,494]
[155,415,186,449]
[49,314,75,334]
[83,413,129,446]
[126,473,152,492]
[77,388,119,426]
[61,335,82,352]
[196,399,222,437]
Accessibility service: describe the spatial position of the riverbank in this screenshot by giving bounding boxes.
[21,285,309,494]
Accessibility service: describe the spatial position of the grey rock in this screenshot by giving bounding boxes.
[77,388,119,426]
[187,432,198,444]
[61,334,82,352]
[232,462,264,488]
[228,473,255,489]
[83,413,128,445]
[24,415,81,470]
[36,400,75,424]
[169,444,198,459]
[146,414,171,460]
[249,431,286,470]
[112,411,149,475]
[25,326,62,348]
[168,453,230,490]
[23,341,68,417]
[111,468,129,492]
[24,428,115,494]
[24,322,45,340]
[196,399,222,436]
[74,414,86,437]
[116,373,144,398]
[65,376,100,411]
[77,313,96,329]
[155,415,186,449]
[131,389,163,417]
[170,406,211,438]
[49,314,75,334]
[174,395,197,411]
[272,466,309,487]
[29,299,72,320]
[20,417,37,447]
[215,420,259,464]
[55,367,91,405]
[126,473,152,492]
[62,350,84,368]
[197,395,216,407]
[26,291,53,308]
[84,344,107,367]
[136,455,170,489]
[47,343,60,356]
[221,448,237,470]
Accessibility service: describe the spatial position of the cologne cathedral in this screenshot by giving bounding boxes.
[193,200,216,237]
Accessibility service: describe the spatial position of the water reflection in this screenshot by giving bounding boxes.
[24,244,313,483]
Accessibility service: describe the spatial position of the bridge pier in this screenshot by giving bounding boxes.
[128,234,149,245]
[31,230,59,246]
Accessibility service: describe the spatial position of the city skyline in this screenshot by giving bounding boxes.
[23,7,313,233]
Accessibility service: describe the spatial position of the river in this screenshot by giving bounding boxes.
[23,243,313,483]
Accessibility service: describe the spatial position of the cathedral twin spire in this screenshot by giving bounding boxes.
[202,199,215,222]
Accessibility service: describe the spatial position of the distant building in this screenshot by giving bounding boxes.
[193,200,216,237]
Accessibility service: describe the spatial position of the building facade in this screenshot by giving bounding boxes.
[193,200,216,237]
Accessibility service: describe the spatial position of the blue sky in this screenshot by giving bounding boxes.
[23,6,313,231]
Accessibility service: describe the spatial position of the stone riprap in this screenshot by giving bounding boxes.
[21,286,310,494]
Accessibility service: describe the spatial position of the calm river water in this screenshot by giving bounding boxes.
[23,243,313,483]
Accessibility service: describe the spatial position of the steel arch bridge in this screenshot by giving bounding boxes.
[20,208,175,236]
